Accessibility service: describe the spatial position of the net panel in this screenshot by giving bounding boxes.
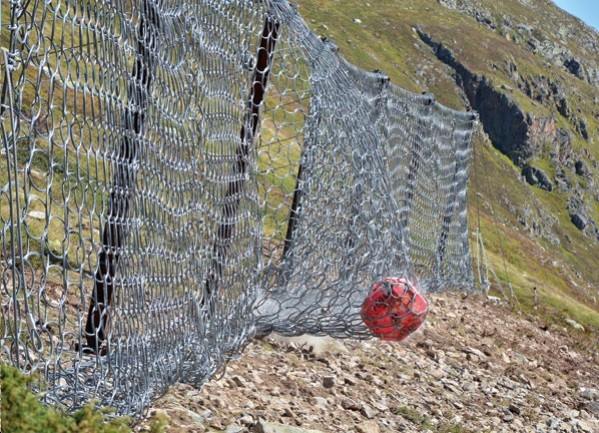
[1,0,477,416]
[254,32,477,335]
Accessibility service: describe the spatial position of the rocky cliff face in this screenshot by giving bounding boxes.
[417,28,548,166]
[443,0,599,86]
[430,0,599,244]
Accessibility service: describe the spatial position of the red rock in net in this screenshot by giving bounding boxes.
[361,277,429,341]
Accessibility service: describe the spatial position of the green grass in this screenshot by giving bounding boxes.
[395,405,477,433]
[469,137,599,333]
[395,405,434,429]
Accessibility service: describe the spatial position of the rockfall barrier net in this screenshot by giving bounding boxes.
[1,0,477,416]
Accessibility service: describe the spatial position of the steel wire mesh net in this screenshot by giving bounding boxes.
[1,0,477,416]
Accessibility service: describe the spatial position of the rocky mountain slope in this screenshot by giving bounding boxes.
[133,1,599,431]
[423,0,599,240]
[137,293,599,433]
[4,0,598,431]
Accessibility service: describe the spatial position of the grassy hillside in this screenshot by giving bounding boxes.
[297,0,599,331]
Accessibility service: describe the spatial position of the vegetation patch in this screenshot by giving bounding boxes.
[0,365,162,433]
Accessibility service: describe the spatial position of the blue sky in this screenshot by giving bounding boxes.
[552,0,599,31]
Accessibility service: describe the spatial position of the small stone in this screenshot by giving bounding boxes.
[312,397,328,408]
[518,374,534,389]
[356,420,380,433]
[581,389,599,401]
[546,418,559,429]
[442,379,462,394]
[451,415,463,424]
[371,400,389,411]
[508,403,521,415]
[360,404,377,419]
[210,420,225,430]
[431,368,445,379]
[232,376,246,388]
[425,350,437,360]
[251,372,264,385]
[462,382,476,392]
[341,399,360,411]
[489,416,502,426]
[213,398,227,408]
[253,421,325,433]
[502,413,514,423]
[322,376,335,388]
[239,415,254,425]
[344,376,357,386]
[579,401,599,416]
[282,407,296,418]
[198,409,213,418]
[512,418,524,429]
[28,211,46,219]
[465,347,487,359]
[576,420,593,433]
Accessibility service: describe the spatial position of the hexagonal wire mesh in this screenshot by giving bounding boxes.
[0,0,477,417]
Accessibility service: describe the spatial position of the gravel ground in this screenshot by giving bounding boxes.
[135,293,599,433]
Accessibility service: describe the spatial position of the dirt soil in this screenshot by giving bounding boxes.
[135,293,599,433]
